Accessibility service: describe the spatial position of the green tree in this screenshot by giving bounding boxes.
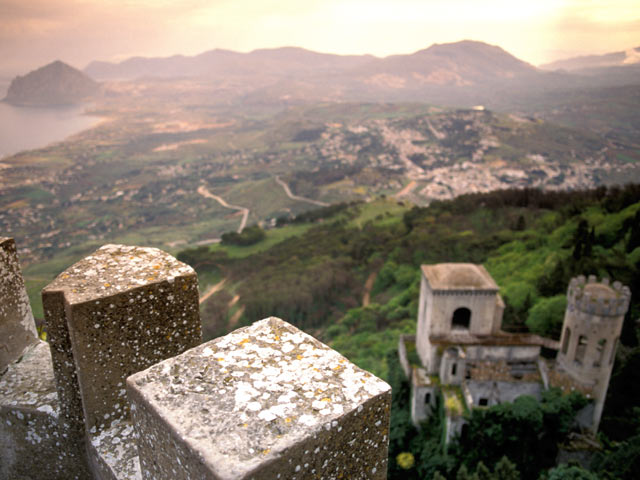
[600,349,640,440]
[476,461,493,480]
[537,259,569,297]
[546,465,598,480]
[457,391,587,480]
[221,225,266,246]
[457,464,479,480]
[592,432,640,480]
[494,456,520,480]
[526,295,567,338]
[626,209,640,253]
[572,219,590,260]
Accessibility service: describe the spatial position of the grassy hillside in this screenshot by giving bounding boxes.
[177,185,640,479]
[180,184,640,371]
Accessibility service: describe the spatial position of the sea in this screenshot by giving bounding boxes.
[0,81,102,159]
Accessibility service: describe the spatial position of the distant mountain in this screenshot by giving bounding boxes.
[84,47,376,80]
[84,41,551,107]
[353,40,538,86]
[4,61,100,107]
[540,47,640,71]
[85,41,535,85]
[83,41,640,110]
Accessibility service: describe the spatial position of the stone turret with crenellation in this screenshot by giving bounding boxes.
[566,275,631,317]
[557,275,630,432]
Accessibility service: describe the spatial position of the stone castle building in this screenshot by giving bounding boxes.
[398,263,630,442]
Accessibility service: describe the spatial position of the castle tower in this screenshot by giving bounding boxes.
[556,275,631,432]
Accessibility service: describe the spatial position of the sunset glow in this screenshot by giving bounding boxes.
[1,0,639,75]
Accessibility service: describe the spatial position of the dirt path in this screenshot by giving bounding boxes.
[228,305,246,327]
[199,278,226,305]
[426,118,446,140]
[228,295,239,308]
[362,271,378,307]
[275,176,329,207]
[197,185,250,233]
[396,180,417,198]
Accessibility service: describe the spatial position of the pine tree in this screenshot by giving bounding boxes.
[456,464,480,480]
[493,456,520,480]
[457,465,472,480]
[627,210,640,252]
[475,461,493,480]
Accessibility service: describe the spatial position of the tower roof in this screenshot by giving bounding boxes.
[421,263,499,291]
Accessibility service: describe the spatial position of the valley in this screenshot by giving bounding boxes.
[2,36,640,480]
[1,85,639,319]
[1,41,639,325]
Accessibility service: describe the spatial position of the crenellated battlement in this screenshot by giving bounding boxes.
[0,238,391,480]
[567,275,631,317]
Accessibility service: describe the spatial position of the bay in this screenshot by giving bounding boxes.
[0,101,102,159]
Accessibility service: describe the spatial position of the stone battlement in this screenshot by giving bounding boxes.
[0,239,391,480]
[567,275,631,317]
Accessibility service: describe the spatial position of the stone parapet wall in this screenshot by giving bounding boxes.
[127,317,391,480]
[0,239,392,480]
[0,340,91,479]
[0,237,38,372]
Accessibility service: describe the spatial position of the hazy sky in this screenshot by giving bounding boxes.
[1,0,639,76]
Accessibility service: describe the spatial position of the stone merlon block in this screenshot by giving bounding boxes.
[42,244,202,435]
[0,340,91,480]
[127,317,391,480]
[0,237,38,372]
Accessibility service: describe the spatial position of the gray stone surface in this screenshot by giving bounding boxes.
[42,244,202,435]
[88,419,142,480]
[0,237,38,372]
[0,340,91,479]
[128,317,391,480]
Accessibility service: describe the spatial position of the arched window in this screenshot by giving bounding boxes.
[451,363,457,376]
[424,392,431,404]
[452,307,471,330]
[593,339,606,367]
[575,335,588,365]
[562,327,571,355]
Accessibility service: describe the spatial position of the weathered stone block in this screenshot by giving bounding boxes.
[0,237,38,372]
[0,340,91,480]
[128,317,391,480]
[42,244,201,436]
[87,419,142,480]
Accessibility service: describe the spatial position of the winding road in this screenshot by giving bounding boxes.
[275,176,329,207]
[197,185,250,233]
[199,278,226,305]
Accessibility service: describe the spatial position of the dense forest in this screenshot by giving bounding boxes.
[178,185,640,479]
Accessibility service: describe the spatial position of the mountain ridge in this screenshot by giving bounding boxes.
[541,47,640,71]
[83,40,533,84]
